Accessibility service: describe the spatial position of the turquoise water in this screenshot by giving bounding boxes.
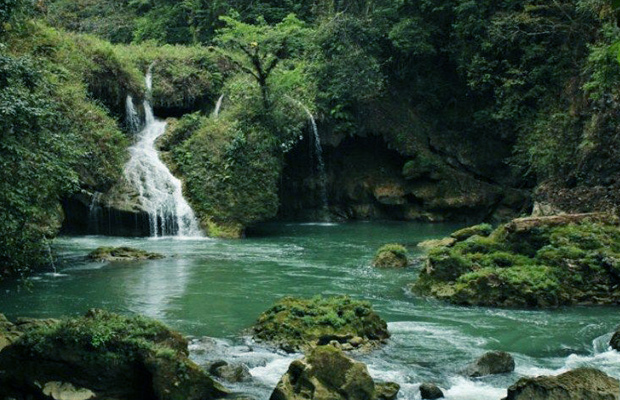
[1,222,618,399]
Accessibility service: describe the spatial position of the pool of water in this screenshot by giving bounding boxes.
[1,221,618,399]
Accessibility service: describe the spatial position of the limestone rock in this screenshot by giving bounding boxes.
[88,246,164,262]
[270,346,399,400]
[504,368,619,400]
[419,382,444,399]
[450,224,493,242]
[417,237,456,251]
[42,382,95,400]
[372,244,409,268]
[463,351,515,378]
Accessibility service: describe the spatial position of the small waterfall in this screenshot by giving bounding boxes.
[287,97,328,211]
[88,192,103,234]
[123,66,202,237]
[213,94,224,118]
[126,95,141,133]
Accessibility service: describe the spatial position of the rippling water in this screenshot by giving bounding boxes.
[1,222,618,399]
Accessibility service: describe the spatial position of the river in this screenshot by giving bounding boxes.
[1,222,618,399]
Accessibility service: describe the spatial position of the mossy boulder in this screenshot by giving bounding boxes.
[450,223,493,242]
[88,246,165,261]
[253,296,390,353]
[373,244,409,268]
[270,346,399,400]
[412,214,620,307]
[504,368,619,400]
[0,310,228,400]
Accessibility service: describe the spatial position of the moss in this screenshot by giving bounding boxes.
[88,247,165,262]
[253,296,389,353]
[413,217,620,307]
[373,244,408,268]
[451,223,493,242]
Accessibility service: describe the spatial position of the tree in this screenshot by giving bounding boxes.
[216,13,309,110]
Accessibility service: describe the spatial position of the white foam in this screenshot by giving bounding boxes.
[443,377,506,400]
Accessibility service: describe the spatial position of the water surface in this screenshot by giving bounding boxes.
[1,222,618,399]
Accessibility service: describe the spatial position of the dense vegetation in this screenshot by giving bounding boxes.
[2,0,620,275]
[413,215,620,307]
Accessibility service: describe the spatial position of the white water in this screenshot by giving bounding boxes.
[287,97,328,211]
[213,94,224,118]
[125,95,141,133]
[123,67,202,237]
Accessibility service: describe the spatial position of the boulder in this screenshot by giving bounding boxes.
[504,368,619,400]
[420,382,444,399]
[372,244,409,268]
[417,238,456,251]
[450,224,493,242]
[0,310,228,400]
[208,360,252,383]
[270,346,399,400]
[463,351,515,378]
[611,330,620,351]
[88,246,164,262]
[253,296,389,353]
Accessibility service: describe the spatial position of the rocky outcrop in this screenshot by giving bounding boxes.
[270,346,399,400]
[0,310,228,400]
[419,383,444,399]
[463,351,515,378]
[88,246,165,262]
[253,296,389,353]
[208,360,252,383]
[504,368,619,400]
[372,244,409,268]
[611,330,620,351]
[412,215,620,307]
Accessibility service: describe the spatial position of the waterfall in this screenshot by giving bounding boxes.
[287,97,328,211]
[126,95,141,133]
[123,66,203,237]
[213,94,224,118]
[88,192,103,234]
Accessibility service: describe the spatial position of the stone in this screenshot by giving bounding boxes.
[270,346,399,400]
[372,244,408,268]
[611,330,620,351]
[450,224,493,242]
[419,382,444,399]
[463,351,515,378]
[504,368,620,400]
[417,238,456,251]
[87,246,164,262]
[253,296,389,353]
[42,382,96,400]
[208,360,252,383]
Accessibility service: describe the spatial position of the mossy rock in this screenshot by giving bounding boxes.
[412,215,620,307]
[450,224,493,242]
[270,346,399,400]
[417,237,456,251]
[0,310,228,400]
[88,246,164,261]
[253,296,390,353]
[373,244,409,268]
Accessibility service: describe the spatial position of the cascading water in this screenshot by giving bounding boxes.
[123,66,202,237]
[287,97,328,211]
[213,94,224,118]
[88,192,103,234]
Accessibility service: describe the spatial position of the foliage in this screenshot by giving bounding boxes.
[253,295,389,352]
[413,218,620,307]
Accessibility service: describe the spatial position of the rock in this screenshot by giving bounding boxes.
[373,183,407,206]
[0,310,228,400]
[42,382,95,400]
[417,237,456,251]
[270,346,399,400]
[450,224,493,242]
[463,351,515,377]
[504,213,615,234]
[611,330,620,351]
[372,244,408,268]
[504,368,620,400]
[208,360,252,383]
[253,296,390,353]
[419,382,444,399]
[87,246,165,262]
[0,314,22,352]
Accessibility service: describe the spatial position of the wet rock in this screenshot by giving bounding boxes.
[270,346,399,400]
[463,351,515,378]
[208,360,252,383]
[450,224,493,242]
[88,246,164,262]
[0,310,228,400]
[504,368,619,400]
[611,329,620,351]
[419,382,444,399]
[253,296,389,353]
[373,244,408,268]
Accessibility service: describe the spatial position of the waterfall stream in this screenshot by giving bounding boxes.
[123,67,202,237]
[287,97,328,211]
[213,94,224,118]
